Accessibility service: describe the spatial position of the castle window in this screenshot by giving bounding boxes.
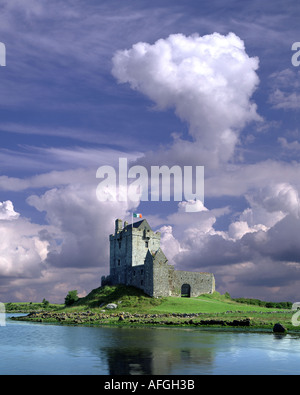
[117,259,120,266]
[133,270,135,276]
[141,269,144,275]
[145,241,148,248]
[141,280,143,286]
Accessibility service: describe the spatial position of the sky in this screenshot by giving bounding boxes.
[0,0,299,303]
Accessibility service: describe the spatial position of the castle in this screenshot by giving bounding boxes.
[101,218,215,298]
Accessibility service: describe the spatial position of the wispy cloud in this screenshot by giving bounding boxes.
[0,122,144,148]
[0,146,143,187]
[268,69,300,110]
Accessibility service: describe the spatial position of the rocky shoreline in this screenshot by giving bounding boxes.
[10,309,292,333]
[12,310,252,327]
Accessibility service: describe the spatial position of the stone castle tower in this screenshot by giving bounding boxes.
[101,218,215,297]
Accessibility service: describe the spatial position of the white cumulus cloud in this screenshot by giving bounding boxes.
[0,200,20,220]
[112,32,261,167]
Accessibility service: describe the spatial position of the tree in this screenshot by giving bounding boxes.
[65,290,79,306]
[42,298,49,307]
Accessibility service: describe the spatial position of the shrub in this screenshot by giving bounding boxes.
[65,290,79,306]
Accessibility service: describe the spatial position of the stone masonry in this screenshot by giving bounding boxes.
[101,218,215,297]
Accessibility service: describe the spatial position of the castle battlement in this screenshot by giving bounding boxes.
[102,218,215,297]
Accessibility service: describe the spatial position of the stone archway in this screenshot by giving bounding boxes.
[181,283,191,297]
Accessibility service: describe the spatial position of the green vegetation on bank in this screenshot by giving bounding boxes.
[232,297,292,310]
[5,301,64,312]
[7,285,298,332]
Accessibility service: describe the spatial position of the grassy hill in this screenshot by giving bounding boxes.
[69,285,288,314]
[69,285,163,312]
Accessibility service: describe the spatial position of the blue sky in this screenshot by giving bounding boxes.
[0,0,299,302]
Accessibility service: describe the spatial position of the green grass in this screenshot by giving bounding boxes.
[72,286,266,314]
[68,284,163,312]
[148,292,279,314]
[64,286,287,314]
[68,286,285,315]
[5,287,288,315]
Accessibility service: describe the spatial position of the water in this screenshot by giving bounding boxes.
[1,314,300,375]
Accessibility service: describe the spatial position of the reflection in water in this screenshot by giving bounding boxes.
[105,348,152,375]
[3,315,300,375]
[102,327,217,375]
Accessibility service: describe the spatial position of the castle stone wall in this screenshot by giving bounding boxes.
[152,262,174,297]
[131,228,160,267]
[171,271,215,297]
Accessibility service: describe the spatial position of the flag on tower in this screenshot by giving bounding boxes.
[133,213,142,218]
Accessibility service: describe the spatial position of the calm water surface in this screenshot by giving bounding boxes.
[1,313,300,375]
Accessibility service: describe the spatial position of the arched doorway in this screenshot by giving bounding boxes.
[181,284,191,297]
